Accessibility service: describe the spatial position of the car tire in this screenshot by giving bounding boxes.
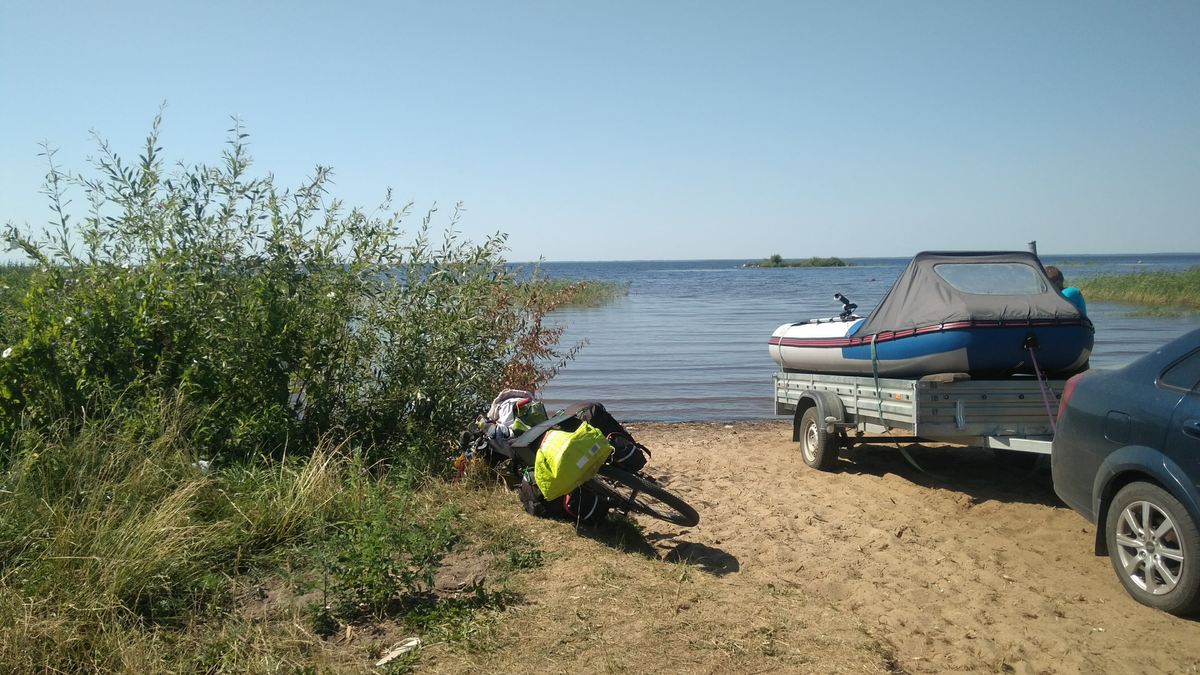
[799,407,839,471]
[1105,482,1200,615]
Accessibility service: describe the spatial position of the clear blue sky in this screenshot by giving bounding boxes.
[2,1,1197,262]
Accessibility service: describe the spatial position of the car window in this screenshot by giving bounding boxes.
[1159,348,1200,395]
[932,263,1047,295]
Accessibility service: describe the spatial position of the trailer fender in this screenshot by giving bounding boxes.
[791,390,846,442]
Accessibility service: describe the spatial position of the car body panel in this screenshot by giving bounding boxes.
[1052,327,1200,542]
[1052,374,1179,519]
[1089,446,1200,547]
[1164,391,1200,504]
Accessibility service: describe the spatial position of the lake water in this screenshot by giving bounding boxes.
[536,254,1200,421]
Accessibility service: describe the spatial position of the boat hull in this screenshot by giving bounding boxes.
[769,319,1092,378]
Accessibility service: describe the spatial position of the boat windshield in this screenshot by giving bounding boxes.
[932,262,1046,295]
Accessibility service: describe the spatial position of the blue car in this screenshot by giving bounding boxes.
[1052,327,1200,615]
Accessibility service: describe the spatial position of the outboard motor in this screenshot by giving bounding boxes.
[834,293,857,321]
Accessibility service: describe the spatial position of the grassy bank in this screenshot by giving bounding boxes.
[0,407,545,673]
[747,255,852,268]
[1073,266,1200,313]
[0,412,900,674]
[0,117,590,671]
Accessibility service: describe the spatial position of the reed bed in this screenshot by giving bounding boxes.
[540,278,631,307]
[1073,266,1200,310]
[509,277,630,309]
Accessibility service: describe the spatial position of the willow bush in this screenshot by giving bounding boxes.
[1,113,578,468]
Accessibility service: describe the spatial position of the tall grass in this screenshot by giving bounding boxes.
[0,399,468,673]
[1,407,297,671]
[1073,267,1200,309]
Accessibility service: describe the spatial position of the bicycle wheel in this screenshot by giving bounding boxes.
[586,465,700,527]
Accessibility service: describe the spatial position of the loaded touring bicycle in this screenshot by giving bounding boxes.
[461,400,700,527]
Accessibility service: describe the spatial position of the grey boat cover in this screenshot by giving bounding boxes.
[851,251,1090,338]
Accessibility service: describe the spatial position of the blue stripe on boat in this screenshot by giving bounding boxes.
[840,325,1093,372]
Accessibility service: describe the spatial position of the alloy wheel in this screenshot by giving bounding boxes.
[1113,499,1186,595]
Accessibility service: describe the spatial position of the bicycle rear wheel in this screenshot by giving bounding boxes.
[587,465,700,527]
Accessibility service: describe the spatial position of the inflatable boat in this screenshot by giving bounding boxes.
[768,251,1094,378]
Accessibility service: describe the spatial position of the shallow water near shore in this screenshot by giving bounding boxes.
[537,254,1200,421]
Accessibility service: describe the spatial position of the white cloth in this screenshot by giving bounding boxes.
[488,389,536,429]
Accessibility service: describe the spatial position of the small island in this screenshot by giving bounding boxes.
[745,254,852,268]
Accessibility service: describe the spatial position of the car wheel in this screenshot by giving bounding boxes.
[1105,482,1200,615]
[799,407,839,471]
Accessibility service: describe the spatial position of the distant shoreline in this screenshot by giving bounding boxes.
[514,252,1200,265]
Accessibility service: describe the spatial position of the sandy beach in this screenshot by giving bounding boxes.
[618,420,1200,673]
[377,419,1200,674]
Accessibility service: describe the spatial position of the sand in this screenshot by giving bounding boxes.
[620,419,1200,674]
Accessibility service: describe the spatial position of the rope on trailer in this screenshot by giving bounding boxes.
[862,337,1048,484]
[1027,346,1058,435]
[871,334,946,480]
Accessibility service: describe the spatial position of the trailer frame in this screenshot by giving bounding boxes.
[773,370,1060,469]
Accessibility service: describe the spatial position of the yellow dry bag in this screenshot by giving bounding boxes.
[534,422,612,501]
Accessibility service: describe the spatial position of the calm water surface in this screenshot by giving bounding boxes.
[537,254,1200,421]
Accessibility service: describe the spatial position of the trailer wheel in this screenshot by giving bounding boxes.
[800,407,839,471]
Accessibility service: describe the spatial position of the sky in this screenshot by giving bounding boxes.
[2,1,1197,262]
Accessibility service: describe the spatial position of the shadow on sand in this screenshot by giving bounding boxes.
[576,515,740,577]
[834,439,1062,507]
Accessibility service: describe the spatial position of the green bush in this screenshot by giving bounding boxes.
[1,113,577,467]
[317,461,459,621]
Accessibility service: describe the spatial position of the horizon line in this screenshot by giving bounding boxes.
[513,251,1199,264]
